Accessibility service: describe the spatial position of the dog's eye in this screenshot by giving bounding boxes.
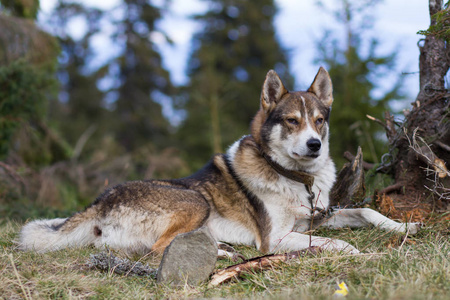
[315,118,324,126]
[286,118,299,125]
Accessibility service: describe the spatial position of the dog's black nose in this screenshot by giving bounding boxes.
[307,138,321,152]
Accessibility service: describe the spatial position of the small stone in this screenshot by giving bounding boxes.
[156,226,218,286]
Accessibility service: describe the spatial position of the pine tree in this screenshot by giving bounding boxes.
[48,0,175,157]
[47,1,108,159]
[0,0,39,19]
[315,0,404,166]
[111,0,174,152]
[179,0,292,169]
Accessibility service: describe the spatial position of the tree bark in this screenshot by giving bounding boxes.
[384,0,450,209]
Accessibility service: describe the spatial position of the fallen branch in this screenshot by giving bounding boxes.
[378,182,404,195]
[209,247,321,287]
[366,112,397,144]
[435,140,450,152]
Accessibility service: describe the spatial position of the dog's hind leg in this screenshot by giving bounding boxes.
[150,198,210,254]
[319,208,420,234]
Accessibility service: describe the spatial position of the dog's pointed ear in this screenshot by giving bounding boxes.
[261,70,288,112]
[308,67,333,107]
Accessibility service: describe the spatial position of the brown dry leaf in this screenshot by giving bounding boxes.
[376,194,398,217]
[401,208,426,223]
[433,158,448,178]
[384,235,416,249]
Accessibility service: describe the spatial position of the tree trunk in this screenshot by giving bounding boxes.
[383,0,450,211]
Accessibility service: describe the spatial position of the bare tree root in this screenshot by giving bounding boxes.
[435,140,450,152]
[406,128,449,201]
[379,183,404,195]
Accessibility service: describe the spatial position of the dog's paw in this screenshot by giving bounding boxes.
[405,222,422,235]
[314,238,360,254]
[390,221,422,235]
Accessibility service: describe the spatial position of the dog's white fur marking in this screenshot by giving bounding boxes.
[207,211,257,247]
[19,218,95,253]
[93,207,171,253]
[268,123,330,174]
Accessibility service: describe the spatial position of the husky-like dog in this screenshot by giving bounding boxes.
[19,68,419,256]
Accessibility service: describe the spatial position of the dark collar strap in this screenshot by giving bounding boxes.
[254,141,318,211]
[259,149,315,190]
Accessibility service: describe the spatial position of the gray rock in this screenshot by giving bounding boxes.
[157,226,218,286]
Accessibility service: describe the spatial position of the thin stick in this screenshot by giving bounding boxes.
[366,114,387,129]
[306,252,388,262]
[360,228,397,252]
[379,183,404,195]
[9,254,31,300]
[398,214,414,251]
[309,190,322,247]
[435,140,450,152]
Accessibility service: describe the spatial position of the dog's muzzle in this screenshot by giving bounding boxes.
[306,138,321,153]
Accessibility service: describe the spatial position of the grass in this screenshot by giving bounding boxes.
[1,215,449,299]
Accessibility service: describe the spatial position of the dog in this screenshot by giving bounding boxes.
[19,67,419,256]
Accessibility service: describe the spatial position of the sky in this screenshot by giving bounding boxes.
[39,0,430,106]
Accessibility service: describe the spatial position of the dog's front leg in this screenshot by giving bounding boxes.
[269,230,359,254]
[320,208,420,234]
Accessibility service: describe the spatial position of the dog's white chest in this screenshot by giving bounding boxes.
[259,178,324,216]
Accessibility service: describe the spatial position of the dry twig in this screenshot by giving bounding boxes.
[9,254,32,300]
[209,247,321,287]
[379,183,404,195]
[405,128,449,200]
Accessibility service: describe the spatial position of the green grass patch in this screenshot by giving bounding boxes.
[1,217,449,299]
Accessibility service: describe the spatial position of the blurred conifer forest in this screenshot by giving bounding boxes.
[0,0,409,219]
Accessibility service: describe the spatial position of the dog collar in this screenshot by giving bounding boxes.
[258,150,324,224]
[259,150,315,196]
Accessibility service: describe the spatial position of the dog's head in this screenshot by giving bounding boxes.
[251,67,333,173]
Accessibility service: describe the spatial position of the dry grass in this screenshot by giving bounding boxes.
[1,216,449,299]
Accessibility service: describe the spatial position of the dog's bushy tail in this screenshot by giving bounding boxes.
[18,214,97,253]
